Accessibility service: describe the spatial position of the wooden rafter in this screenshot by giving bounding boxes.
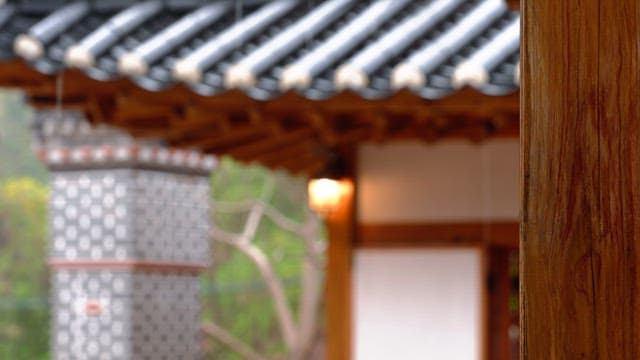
[192,123,278,153]
[506,0,520,10]
[227,128,315,161]
[276,147,327,174]
[254,141,320,168]
[0,60,520,175]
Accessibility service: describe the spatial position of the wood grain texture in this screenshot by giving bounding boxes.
[358,222,519,249]
[506,0,520,11]
[325,150,357,360]
[521,0,640,358]
[488,248,511,360]
[358,221,515,359]
[0,59,520,176]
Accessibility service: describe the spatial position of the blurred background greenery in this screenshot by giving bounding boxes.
[0,90,324,359]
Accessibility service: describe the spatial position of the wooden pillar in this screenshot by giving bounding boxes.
[521,1,640,358]
[488,248,510,360]
[324,147,357,360]
[325,178,355,360]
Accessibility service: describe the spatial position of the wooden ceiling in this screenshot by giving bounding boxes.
[0,61,519,176]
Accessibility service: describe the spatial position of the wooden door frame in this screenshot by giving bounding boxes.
[353,221,518,360]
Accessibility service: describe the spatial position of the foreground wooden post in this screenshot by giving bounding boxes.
[521,1,640,358]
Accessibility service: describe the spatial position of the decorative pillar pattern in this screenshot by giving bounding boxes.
[35,111,215,359]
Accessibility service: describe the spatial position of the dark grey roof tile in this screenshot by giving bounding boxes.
[477,83,517,96]
[0,0,520,101]
[133,76,169,92]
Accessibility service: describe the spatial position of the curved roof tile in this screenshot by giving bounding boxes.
[0,0,520,101]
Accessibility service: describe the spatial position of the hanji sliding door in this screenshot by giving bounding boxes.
[353,248,483,360]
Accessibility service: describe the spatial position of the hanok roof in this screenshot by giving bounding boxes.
[0,0,520,101]
[0,0,521,176]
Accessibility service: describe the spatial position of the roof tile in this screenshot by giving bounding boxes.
[0,0,520,100]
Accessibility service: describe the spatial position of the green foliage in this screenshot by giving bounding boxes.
[202,158,316,359]
[0,91,47,181]
[0,90,322,359]
[0,90,50,359]
[0,178,49,360]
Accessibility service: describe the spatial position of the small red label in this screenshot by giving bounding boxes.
[84,300,103,316]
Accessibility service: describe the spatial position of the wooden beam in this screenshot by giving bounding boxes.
[488,248,511,360]
[278,150,326,175]
[254,140,320,167]
[369,113,388,143]
[86,96,116,125]
[506,0,519,10]
[0,61,48,84]
[262,89,520,116]
[291,158,327,177]
[358,222,519,249]
[188,124,275,152]
[113,96,176,121]
[227,128,313,161]
[182,107,232,135]
[164,117,217,143]
[521,0,640,358]
[325,150,356,360]
[329,126,372,147]
[124,85,194,108]
[306,111,337,145]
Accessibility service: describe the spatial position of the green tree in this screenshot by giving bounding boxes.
[202,158,325,360]
[0,91,46,181]
[0,89,50,359]
[0,178,49,360]
[0,88,325,359]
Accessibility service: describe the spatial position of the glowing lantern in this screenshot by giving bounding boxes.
[308,178,344,216]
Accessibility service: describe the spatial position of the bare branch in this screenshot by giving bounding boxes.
[210,226,241,244]
[209,181,326,358]
[213,199,307,235]
[295,213,324,359]
[210,203,299,352]
[262,204,307,234]
[233,241,298,351]
[211,199,256,212]
[202,321,269,360]
[240,202,265,244]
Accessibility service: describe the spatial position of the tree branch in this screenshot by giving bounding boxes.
[231,240,298,351]
[240,202,264,244]
[202,321,269,360]
[210,202,299,351]
[262,204,307,235]
[295,212,324,359]
[209,181,325,358]
[213,199,307,235]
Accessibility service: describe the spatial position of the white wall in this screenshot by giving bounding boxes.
[353,139,518,359]
[353,248,482,360]
[357,139,519,223]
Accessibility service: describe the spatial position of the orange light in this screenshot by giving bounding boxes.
[308,178,344,216]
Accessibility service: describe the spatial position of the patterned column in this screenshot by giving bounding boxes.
[35,112,215,359]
